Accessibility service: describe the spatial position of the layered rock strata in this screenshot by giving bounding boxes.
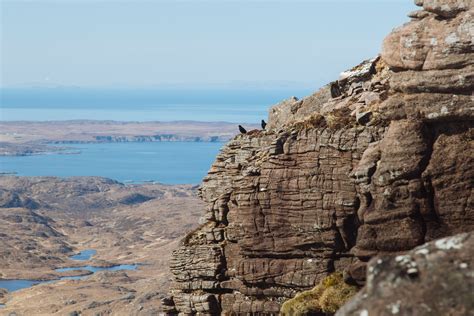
[164,0,473,314]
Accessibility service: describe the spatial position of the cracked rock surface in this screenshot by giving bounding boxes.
[336,232,474,316]
[163,0,473,314]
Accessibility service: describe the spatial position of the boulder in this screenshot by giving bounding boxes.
[337,232,474,316]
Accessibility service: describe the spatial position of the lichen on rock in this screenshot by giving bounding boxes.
[336,232,474,316]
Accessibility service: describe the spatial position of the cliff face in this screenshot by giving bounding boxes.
[164,1,473,314]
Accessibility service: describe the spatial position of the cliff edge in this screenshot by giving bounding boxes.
[163,0,473,314]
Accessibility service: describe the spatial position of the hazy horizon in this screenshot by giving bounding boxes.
[2,0,414,122]
[0,87,312,122]
[1,0,413,89]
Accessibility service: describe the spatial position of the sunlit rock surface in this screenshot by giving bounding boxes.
[337,232,474,316]
[163,0,473,313]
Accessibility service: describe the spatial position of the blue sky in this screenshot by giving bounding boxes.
[1,0,414,88]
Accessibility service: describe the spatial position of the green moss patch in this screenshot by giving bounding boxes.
[280,272,358,316]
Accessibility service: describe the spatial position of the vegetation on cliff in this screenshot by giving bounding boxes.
[281,273,358,315]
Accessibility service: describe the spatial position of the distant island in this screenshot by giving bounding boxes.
[0,120,259,156]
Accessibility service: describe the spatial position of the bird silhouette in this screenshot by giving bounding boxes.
[261,120,267,130]
[238,125,247,134]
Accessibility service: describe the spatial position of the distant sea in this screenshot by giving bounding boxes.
[0,87,312,123]
[0,142,223,184]
[0,87,313,184]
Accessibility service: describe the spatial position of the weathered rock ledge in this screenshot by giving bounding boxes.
[163,0,473,314]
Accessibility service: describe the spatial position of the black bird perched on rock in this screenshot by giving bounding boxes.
[261,120,267,130]
[238,125,247,134]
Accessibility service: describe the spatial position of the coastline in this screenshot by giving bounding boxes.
[0,119,258,156]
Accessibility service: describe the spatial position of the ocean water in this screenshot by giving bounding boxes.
[0,87,312,123]
[0,87,313,183]
[0,142,223,184]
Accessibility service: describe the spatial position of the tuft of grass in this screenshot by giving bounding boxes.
[374,56,387,74]
[325,108,354,130]
[292,108,356,132]
[280,272,358,316]
[293,113,327,131]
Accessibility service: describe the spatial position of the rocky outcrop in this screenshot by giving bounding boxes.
[0,189,39,209]
[0,176,196,213]
[346,0,473,284]
[0,288,7,304]
[164,0,473,314]
[0,207,72,270]
[337,232,474,316]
